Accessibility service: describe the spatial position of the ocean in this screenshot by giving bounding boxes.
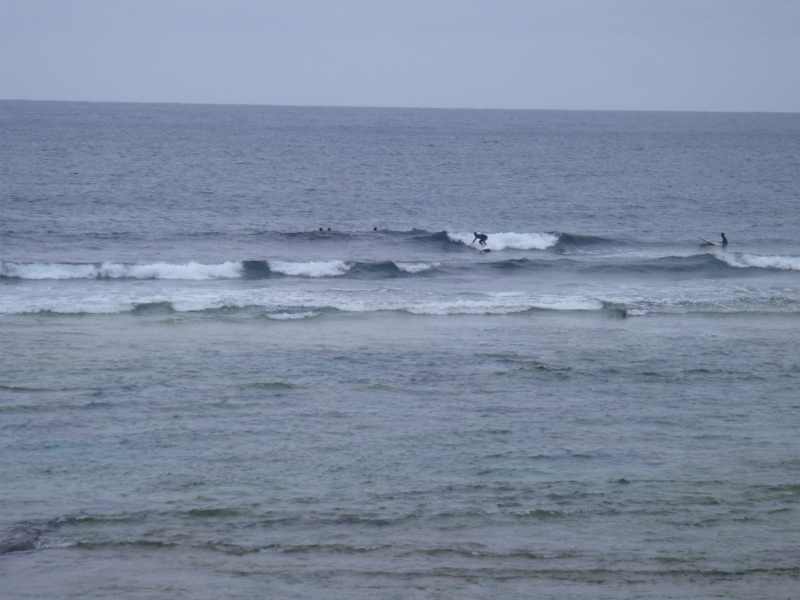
[1,100,799,599]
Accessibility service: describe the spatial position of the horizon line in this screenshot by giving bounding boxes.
[2,98,798,115]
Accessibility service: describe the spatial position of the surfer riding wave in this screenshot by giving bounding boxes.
[472,232,488,246]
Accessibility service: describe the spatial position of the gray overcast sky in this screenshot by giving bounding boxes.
[2,0,799,111]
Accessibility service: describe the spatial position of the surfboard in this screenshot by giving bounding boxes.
[698,237,720,246]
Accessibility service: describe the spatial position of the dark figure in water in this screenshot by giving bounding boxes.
[721,233,728,246]
[473,232,488,246]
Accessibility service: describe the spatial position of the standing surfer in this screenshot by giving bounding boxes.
[472,232,488,246]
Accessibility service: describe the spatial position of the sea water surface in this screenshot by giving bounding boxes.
[1,101,799,599]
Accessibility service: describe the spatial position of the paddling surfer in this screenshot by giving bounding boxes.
[699,233,729,246]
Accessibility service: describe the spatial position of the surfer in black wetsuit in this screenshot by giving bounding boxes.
[721,233,728,246]
[472,232,488,246]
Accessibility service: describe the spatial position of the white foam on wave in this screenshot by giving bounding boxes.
[405,296,604,315]
[716,253,800,271]
[2,261,101,280]
[1,261,243,280]
[118,261,242,279]
[0,293,140,314]
[395,262,440,274]
[268,260,351,277]
[0,278,614,315]
[448,231,559,251]
[266,311,319,320]
[532,297,606,311]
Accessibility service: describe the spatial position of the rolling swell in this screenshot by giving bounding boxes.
[402,230,460,250]
[241,260,274,278]
[488,258,573,271]
[247,228,452,247]
[278,230,356,241]
[349,261,422,278]
[0,514,87,555]
[553,233,621,251]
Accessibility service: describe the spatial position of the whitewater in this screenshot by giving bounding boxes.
[2,231,799,317]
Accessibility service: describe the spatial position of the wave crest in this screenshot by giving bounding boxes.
[447,231,560,251]
[1,260,242,280]
[267,260,350,277]
[716,252,800,271]
[395,262,440,274]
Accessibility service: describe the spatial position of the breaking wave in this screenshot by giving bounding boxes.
[715,252,800,271]
[1,260,242,280]
[447,231,560,251]
[267,260,350,278]
[3,250,800,282]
